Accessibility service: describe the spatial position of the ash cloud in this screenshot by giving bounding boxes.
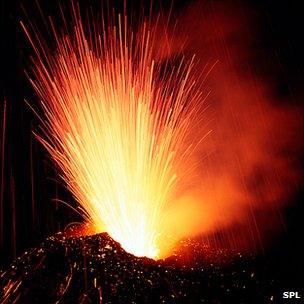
[157,0,303,252]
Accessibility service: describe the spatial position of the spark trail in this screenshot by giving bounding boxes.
[21,3,206,258]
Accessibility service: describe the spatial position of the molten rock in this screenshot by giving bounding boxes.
[0,233,275,303]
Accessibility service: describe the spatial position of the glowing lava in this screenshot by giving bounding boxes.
[21,3,205,258]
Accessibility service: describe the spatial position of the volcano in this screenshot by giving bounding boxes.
[0,232,276,303]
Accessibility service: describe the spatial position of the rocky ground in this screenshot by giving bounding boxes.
[0,232,276,303]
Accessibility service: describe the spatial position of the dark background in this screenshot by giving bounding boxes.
[0,0,303,292]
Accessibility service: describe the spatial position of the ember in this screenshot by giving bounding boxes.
[0,232,275,303]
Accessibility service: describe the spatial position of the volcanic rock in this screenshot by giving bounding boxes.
[0,232,275,303]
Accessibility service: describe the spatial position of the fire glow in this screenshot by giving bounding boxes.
[21,4,207,258]
[21,1,303,259]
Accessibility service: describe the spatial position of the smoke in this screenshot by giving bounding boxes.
[157,1,303,253]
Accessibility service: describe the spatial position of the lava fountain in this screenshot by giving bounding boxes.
[21,3,208,259]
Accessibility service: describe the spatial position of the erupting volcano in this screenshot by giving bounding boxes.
[17,0,303,260]
[1,0,303,303]
[21,3,208,259]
